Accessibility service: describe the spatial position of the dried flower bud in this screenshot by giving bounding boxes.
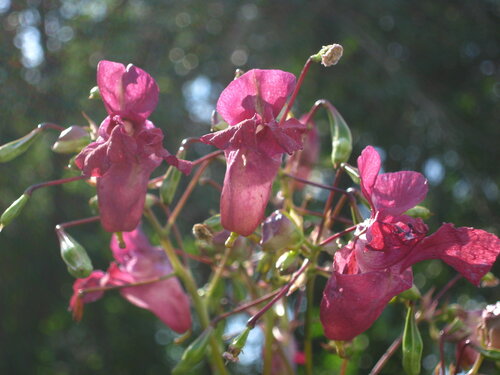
[0,193,30,231]
[52,126,91,154]
[192,223,213,242]
[172,327,214,374]
[56,226,93,278]
[0,127,42,163]
[261,210,304,252]
[311,44,344,67]
[224,326,252,362]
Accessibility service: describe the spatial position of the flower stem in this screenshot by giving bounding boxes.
[263,313,275,375]
[247,258,310,329]
[79,273,176,295]
[145,209,228,375]
[319,225,357,246]
[56,216,100,229]
[24,175,87,196]
[205,233,237,301]
[165,160,211,233]
[279,58,313,125]
[368,335,403,375]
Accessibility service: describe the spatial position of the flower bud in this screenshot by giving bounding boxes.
[88,86,101,100]
[402,305,423,375]
[172,327,214,374]
[480,272,499,288]
[261,210,304,252]
[404,205,432,220]
[275,250,299,274]
[0,128,42,163]
[52,126,91,154]
[0,193,30,231]
[56,226,93,278]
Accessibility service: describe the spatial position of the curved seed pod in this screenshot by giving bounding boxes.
[0,128,42,163]
[52,126,91,154]
[0,193,30,231]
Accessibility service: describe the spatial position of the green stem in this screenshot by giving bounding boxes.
[205,235,237,300]
[145,209,228,375]
[263,313,275,375]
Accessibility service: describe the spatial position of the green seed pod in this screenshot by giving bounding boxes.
[224,326,252,362]
[275,250,299,274]
[171,327,214,374]
[56,226,93,278]
[0,193,30,231]
[341,163,360,184]
[322,101,352,167]
[404,206,432,220]
[52,126,91,154]
[160,148,186,205]
[261,210,304,252]
[0,128,42,163]
[402,305,423,375]
[398,284,422,301]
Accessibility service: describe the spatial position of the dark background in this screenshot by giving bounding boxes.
[0,0,499,374]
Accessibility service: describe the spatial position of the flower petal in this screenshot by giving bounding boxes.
[320,269,412,341]
[69,270,106,321]
[220,149,281,236]
[400,223,500,285]
[97,61,159,122]
[372,171,428,216]
[217,69,296,125]
[357,146,381,204]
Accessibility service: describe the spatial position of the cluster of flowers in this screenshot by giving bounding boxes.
[1,49,499,372]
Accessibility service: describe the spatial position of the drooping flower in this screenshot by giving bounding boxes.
[200,69,307,236]
[75,61,191,233]
[69,227,192,333]
[320,146,500,341]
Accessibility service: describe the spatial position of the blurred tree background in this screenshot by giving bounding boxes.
[0,0,499,374]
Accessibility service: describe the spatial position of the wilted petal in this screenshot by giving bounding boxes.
[217,69,296,125]
[69,270,106,321]
[220,148,281,236]
[357,146,381,203]
[400,223,500,285]
[97,61,159,122]
[320,269,412,341]
[373,171,428,216]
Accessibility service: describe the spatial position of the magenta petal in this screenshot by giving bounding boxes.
[98,161,158,233]
[400,223,500,285]
[357,146,381,203]
[373,171,428,216]
[220,149,281,236]
[97,61,159,121]
[70,270,106,307]
[320,269,412,341]
[110,227,151,262]
[200,118,258,151]
[217,69,296,125]
[120,277,192,333]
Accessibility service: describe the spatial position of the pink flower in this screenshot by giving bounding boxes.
[75,61,191,233]
[320,146,500,341]
[69,227,192,333]
[200,69,306,236]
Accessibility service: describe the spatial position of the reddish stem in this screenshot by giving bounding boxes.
[279,58,313,126]
[369,335,403,375]
[282,172,348,194]
[56,216,100,229]
[25,175,87,196]
[38,122,65,132]
[191,150,224,167]
[79,273,175,295]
